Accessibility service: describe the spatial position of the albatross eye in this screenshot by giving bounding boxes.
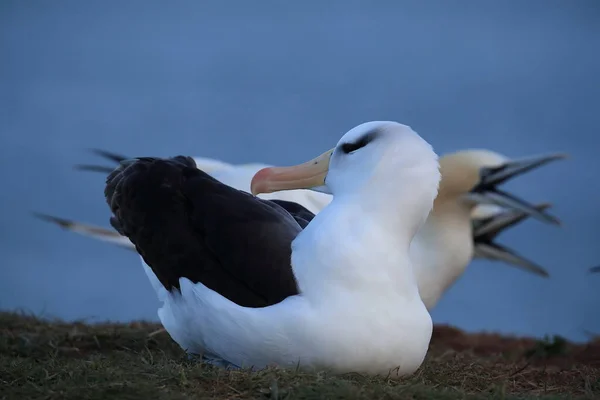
[340,132,377,154]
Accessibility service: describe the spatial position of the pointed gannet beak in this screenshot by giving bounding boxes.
[464,153,567,225]
[479,153,567,187]
[251,149,334,196]
[473,202,556,238]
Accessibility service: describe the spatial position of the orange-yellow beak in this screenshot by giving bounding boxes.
[250,149,334,195]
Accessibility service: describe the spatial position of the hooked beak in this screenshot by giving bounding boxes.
[251,149,334,196]
[465,153,566,225]
[473,203,552,277]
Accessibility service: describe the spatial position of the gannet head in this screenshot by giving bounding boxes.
[428,149,566,279]
[437,149,565,225]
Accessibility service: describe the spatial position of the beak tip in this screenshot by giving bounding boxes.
[249,183,260,196]
[250,167,272,196]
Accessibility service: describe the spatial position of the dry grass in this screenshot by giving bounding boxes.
[0,312,598,399]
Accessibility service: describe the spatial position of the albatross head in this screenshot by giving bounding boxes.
[251,121,441,226]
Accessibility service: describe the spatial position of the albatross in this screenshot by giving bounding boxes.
[37,147,564,310]
[103,121,440,376]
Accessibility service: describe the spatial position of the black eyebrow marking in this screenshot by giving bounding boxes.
[340,130,379,154]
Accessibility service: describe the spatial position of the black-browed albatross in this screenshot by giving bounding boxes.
[103,121,440,376]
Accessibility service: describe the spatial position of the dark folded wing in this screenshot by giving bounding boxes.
[105,156,301,308]
[269,200,315,228]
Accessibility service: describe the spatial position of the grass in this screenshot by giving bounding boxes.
[0,312,598,399]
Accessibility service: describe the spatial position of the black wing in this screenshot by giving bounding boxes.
[75,149,129,173]
[84,148,317,232]
[109,199,315,234]
[105,156,302,308]
[269,200,315,228]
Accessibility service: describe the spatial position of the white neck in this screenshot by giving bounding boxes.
[291,192,429,305]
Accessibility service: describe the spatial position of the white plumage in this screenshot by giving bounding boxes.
[147,121,439,375]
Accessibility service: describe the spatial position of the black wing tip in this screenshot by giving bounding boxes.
[590,266,600,274]
[77,149,197,177]
[118,158,141,169]
[74,164,116,173]
[545,213,562,226]
[73,148,132,174]
[550,152,570,160]
[533,202,552,211]
[87,148,129,163]
[538,268,551,278]
[32,212,75,229]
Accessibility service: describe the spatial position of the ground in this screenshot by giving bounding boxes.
[1,312,598,400]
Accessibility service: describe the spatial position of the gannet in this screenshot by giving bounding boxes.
[104,121,440,376]
[408,150,560,308]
